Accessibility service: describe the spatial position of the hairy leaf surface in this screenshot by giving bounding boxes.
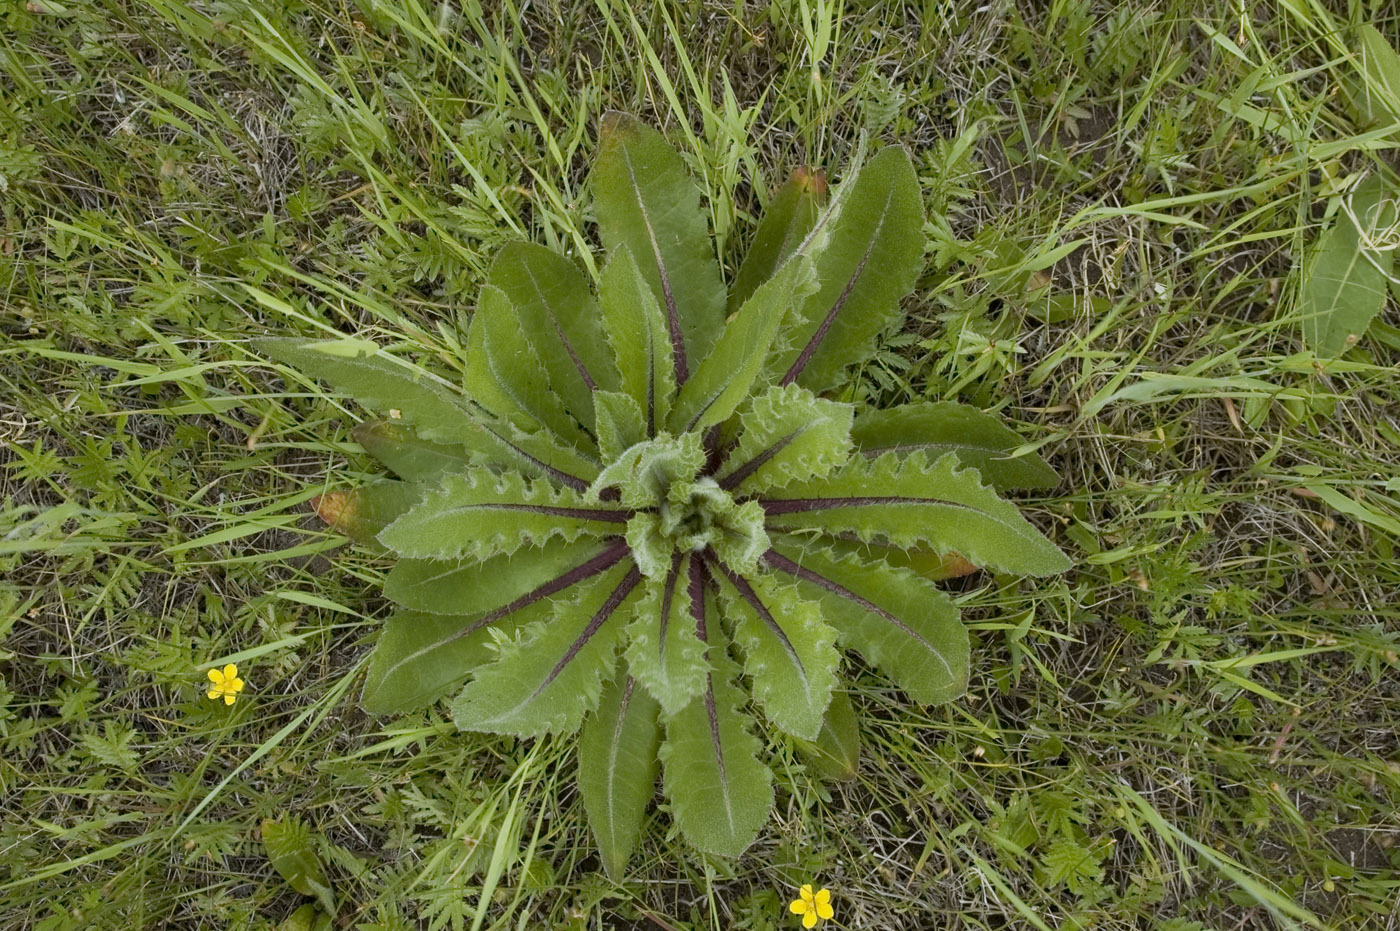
[730,167,827,313]
[659,580,773,857]
[667,256,817,435]
[468,284,593,448]
[353,420,474,482]
[380,471,631,562]
[487,241,618,423]
[761,451,1069,576]
[254,338,475,447]
[767,148,925,393]
[718,385,853,496]
[599,247,676,436]
[383,540,624,614]
[579,676,661,879]
[366,543,630,713]
[764,543,969,705]
[712,564,838,740]
[452,562,643,736]
[851,401,1057,490]
[623,555,707,715]
[593,112,727,382]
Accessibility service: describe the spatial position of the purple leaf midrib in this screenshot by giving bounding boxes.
[534,563,642,696]
[718,428,804,491]
[761,548,944,669]
[438,501,634,523]
[711,560,807,683]
[621,145,690,385]
[779,180,896,387]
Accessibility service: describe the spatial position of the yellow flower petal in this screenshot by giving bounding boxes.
[223,663,238,679]
[802,910,817,929]
[208,668,223,683]
[789,899,808,915]
[814,889,830,907]
[207,689,221,700]
[224,692,236,705]
[800,884,814,903]
[816,901,834,920]
[229,678,244,692]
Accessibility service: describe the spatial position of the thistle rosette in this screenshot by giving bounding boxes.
[254,113,1069,871]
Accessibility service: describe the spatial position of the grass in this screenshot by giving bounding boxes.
[3,0,1400,928]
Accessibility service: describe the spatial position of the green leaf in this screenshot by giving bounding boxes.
[598,246,676,436]
[712,565,838,740]
[261,816,335,915]
[257,337,597,491]
[730,166,827,313]
[763,542,969,705]
[311,480,423,546]
[365,543,628,712]
[1300,174,1396,357]
[578,675,661,879]
[850,401,1058,490]
[667,256,818,435]
[451,562,642,736]
[353,420,474,482]
[622,554,707,715]
[468,284,594,448]
[797,689,860,781]
[767,147,926,393]
[384,539,625,614]
[659,586,773,857]
[487,241,619,424]
[253,337,475,448]
[592,391,648,463]
[593,111,727,383]
[716,385,854,496]
[379,471,632,562]
[760,451,1070,576]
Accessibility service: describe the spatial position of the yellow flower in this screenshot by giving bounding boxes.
[789,884,834,928]
[206,663,245,705]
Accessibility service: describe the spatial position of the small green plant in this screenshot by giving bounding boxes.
[255,113,1069,870]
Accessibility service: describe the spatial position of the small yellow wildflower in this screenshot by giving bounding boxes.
[789,884,834,928]
[206,663,245,705]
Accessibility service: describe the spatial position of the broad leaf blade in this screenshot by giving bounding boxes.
[599,246,676,436]
[712,563,838,741]
[261,817,335,915]
[851,401,1058,491]
[797,688,860,781]
[667,257,818,435]
[717,385,854,496]
[579,675,661,879]
[659,565,773,857]
[592,391,648,463]
[1299,175,1396,357]
[760,451,1070,576]
[730,167,827,313]
[366,542,629,713]
[764,542,969,705]
[487,241,619,424]
[312,480,423,545]
[353,420,474,482]
[384,539,625,614]
[254,337,475,447]
[593,112,727,383]
[379,471,632,562]
[451,562,642,736]
[623,554,707,715]
[768,147,926,393]
[468,284,594,449]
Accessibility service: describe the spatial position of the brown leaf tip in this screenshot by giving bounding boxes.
[312,491,351,529]
[792,166,828,196]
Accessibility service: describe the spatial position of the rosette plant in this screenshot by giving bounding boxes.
[255,113,1069,871]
